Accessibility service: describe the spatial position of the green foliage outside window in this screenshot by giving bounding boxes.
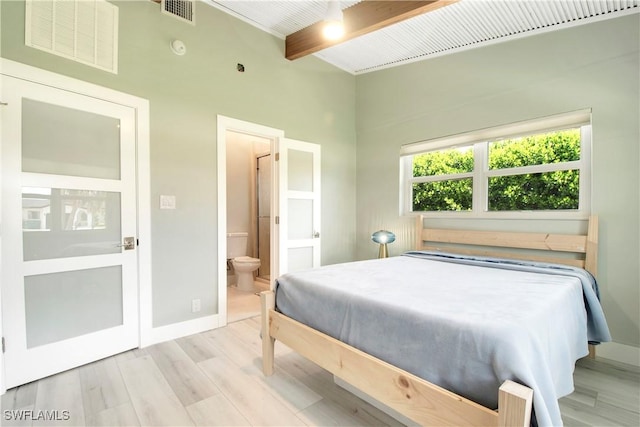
[412,146,474,211]
[488,129,580,169]
[487,170,579,211]
[412,129,581,212]
[412,180,473,211]
[413,147,474,177]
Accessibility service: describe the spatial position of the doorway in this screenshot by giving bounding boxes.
[216,116,283,326]
[216,117,322,326]
[225,131,271,322]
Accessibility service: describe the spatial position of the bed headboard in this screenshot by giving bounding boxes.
[415,215,598,276]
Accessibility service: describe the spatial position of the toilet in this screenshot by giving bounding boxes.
[227,232,261,292]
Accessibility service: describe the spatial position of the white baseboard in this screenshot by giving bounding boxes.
[141,314,221,347]
[595,341,640,367]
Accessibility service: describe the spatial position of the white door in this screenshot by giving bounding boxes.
[277,138,321,275]
[1,75,139,388]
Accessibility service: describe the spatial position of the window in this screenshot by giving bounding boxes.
[400,110,591,218]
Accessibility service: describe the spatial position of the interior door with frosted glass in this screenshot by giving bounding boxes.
[1,75,138,388]
[277,138,321,275]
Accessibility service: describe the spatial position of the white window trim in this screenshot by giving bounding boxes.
[399,110,592,220]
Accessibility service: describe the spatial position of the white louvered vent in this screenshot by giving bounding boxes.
[161,0,195,25]
[25,0,118,74]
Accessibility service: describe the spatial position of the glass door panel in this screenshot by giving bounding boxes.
[288,149,314,192]
[258,155,271,215]
[257,154,271,278]
[22,187,121,260]
[258,217,271,278]
[25,266,124,348]
[22,98,121,179]
[287,247,314,273]
[288,199,313,239]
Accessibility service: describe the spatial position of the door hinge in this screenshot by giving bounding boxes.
[275,152,280,161]
[275,216,280,225]
[2,337,5,353]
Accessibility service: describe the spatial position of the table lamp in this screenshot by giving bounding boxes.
[371,230,396,258]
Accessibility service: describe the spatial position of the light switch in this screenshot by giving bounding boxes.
[160,195,176,209]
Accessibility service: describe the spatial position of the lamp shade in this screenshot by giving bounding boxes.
[371,230,396,244]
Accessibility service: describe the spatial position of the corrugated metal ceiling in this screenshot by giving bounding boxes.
[208,0,362,37]
[206,0,639,74]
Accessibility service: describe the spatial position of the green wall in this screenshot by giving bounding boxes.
[1,0,357,327]
[355,14,640,349]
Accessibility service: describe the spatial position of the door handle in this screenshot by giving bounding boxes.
[313,231,320,238]
[117,237,136,250]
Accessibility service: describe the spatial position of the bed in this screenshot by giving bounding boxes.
[260,216,610,426]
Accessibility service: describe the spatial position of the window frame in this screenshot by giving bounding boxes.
[399,110,592,220]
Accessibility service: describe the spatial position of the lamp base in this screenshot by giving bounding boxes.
[378,243,388,258]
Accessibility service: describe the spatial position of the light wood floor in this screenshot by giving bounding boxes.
[226,285,263,324]
[2,314,638,426]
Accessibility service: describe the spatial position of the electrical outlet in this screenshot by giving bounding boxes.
[191,298,201,313]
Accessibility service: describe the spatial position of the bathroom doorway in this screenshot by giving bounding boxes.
[217,115,284,326]
[225,130,272,322]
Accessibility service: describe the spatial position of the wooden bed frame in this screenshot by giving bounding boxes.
[260,215,598,426]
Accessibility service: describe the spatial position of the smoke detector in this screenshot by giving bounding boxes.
[170,40,186,56]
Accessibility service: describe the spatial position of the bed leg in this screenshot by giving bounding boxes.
[260,290,276,376]
[498,380,533,427]
[588,343,596,359]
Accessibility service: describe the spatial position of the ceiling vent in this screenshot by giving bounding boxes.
[161,0,195,25]
[25,0,119,74]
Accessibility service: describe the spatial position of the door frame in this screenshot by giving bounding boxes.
[0,58,151,393]
[216,116,284,325]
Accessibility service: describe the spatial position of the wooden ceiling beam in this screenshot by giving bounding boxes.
[285,0,457,61]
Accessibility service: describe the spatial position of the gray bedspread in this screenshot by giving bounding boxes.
[274,251,611,427]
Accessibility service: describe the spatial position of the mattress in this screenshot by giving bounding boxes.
[274,251,611,426]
